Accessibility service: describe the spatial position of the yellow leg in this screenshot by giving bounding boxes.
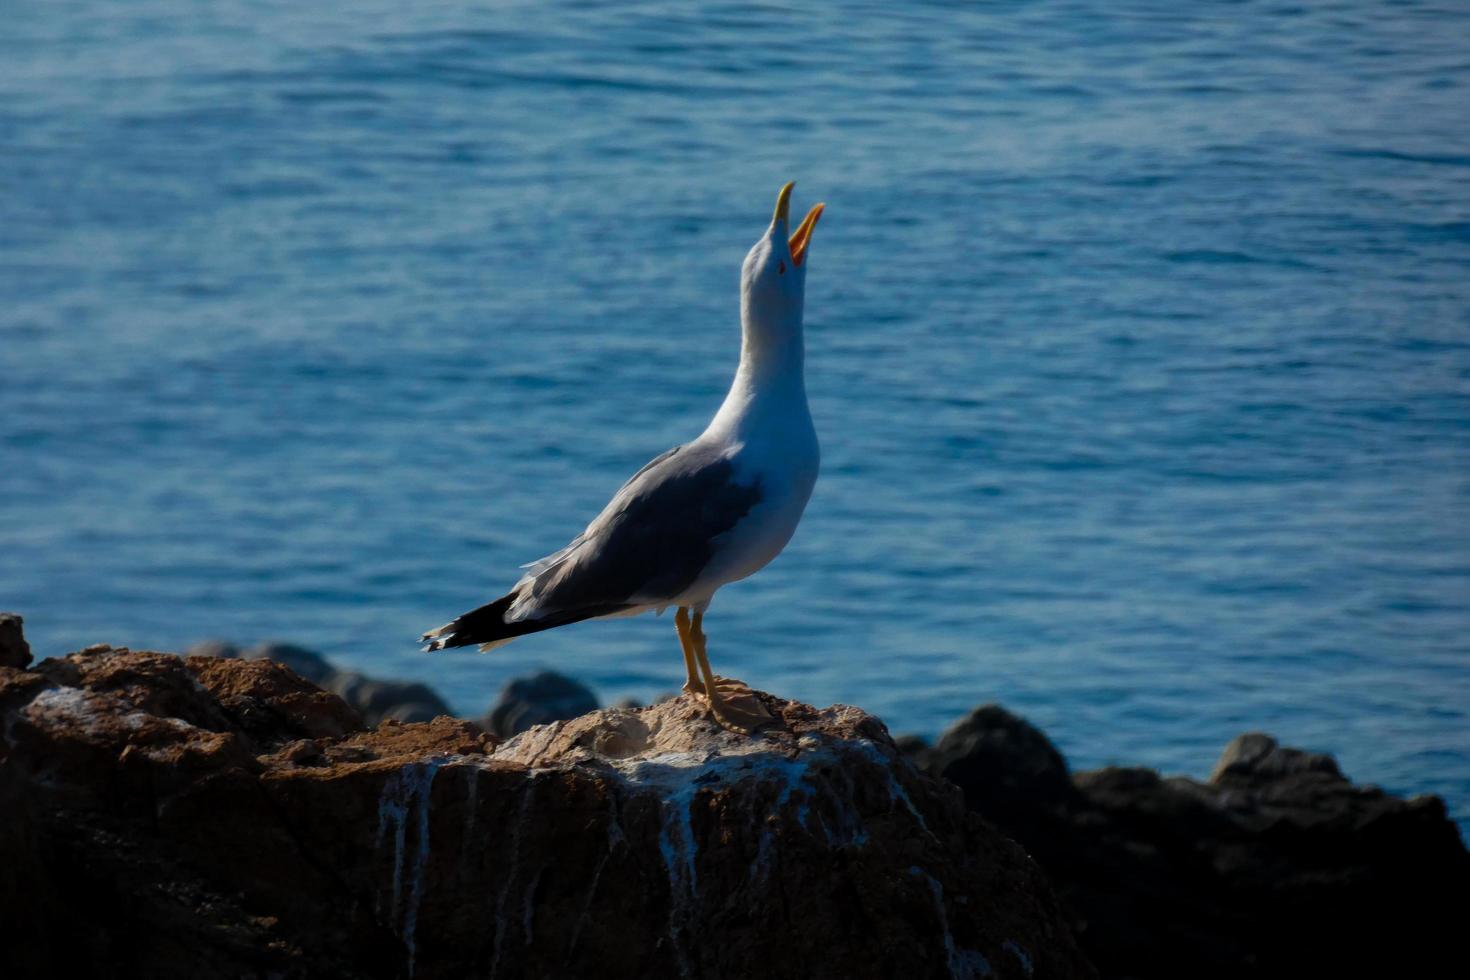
[689,611,773,734]
[690,611,721,710]
[674,607,704,694]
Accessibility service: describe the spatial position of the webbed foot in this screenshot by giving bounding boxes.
[703,676,775,735]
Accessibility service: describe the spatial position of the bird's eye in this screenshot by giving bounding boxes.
[777,260,786,275]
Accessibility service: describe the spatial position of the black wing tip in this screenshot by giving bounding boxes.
[420,622,481,652]
[420,593,520,651]
[422,592,635,653]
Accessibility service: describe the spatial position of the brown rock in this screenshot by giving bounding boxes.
[243,641,337,683]
[189,653,366,745]
[187,639,454,725]
[0,647,1091,980]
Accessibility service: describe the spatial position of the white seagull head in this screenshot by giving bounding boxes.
[740,181,824,340]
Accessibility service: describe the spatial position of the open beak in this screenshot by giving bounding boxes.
[773,181,825,268]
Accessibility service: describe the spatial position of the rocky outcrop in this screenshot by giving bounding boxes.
[0,643,1092,980]
[911,705,1470,979]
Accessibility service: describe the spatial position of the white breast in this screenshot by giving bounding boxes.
[681,417,820,603]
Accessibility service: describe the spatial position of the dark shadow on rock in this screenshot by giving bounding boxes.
[904,705,1470,979]
[0,613,32,669]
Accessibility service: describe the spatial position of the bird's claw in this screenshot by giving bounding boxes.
[702,675,775,734]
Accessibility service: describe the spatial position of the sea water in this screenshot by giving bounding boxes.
[3,1,1467,832]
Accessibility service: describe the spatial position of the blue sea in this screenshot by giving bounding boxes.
[3,1,1468,832]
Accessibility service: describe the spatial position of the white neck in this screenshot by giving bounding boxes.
[704,305,808,440]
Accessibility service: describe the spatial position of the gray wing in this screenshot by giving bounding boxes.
[506,442,763,621]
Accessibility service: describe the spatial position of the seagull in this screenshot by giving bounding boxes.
[422,182,824,733]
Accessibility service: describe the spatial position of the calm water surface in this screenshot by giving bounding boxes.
[4,2,1468,831]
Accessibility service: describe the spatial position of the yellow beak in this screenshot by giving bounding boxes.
[773,181,825,268]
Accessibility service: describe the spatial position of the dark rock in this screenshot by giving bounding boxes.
[484,669,599,737]
[894,732,931,760]
[929,704,1081,819]
[322,670,453,726]
[913,706,1470,979]
[0,613,31,669]
[0,647,1092,980]
[894,732,938,774]
[0,753,57,975]
[1207,731,1343,785]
